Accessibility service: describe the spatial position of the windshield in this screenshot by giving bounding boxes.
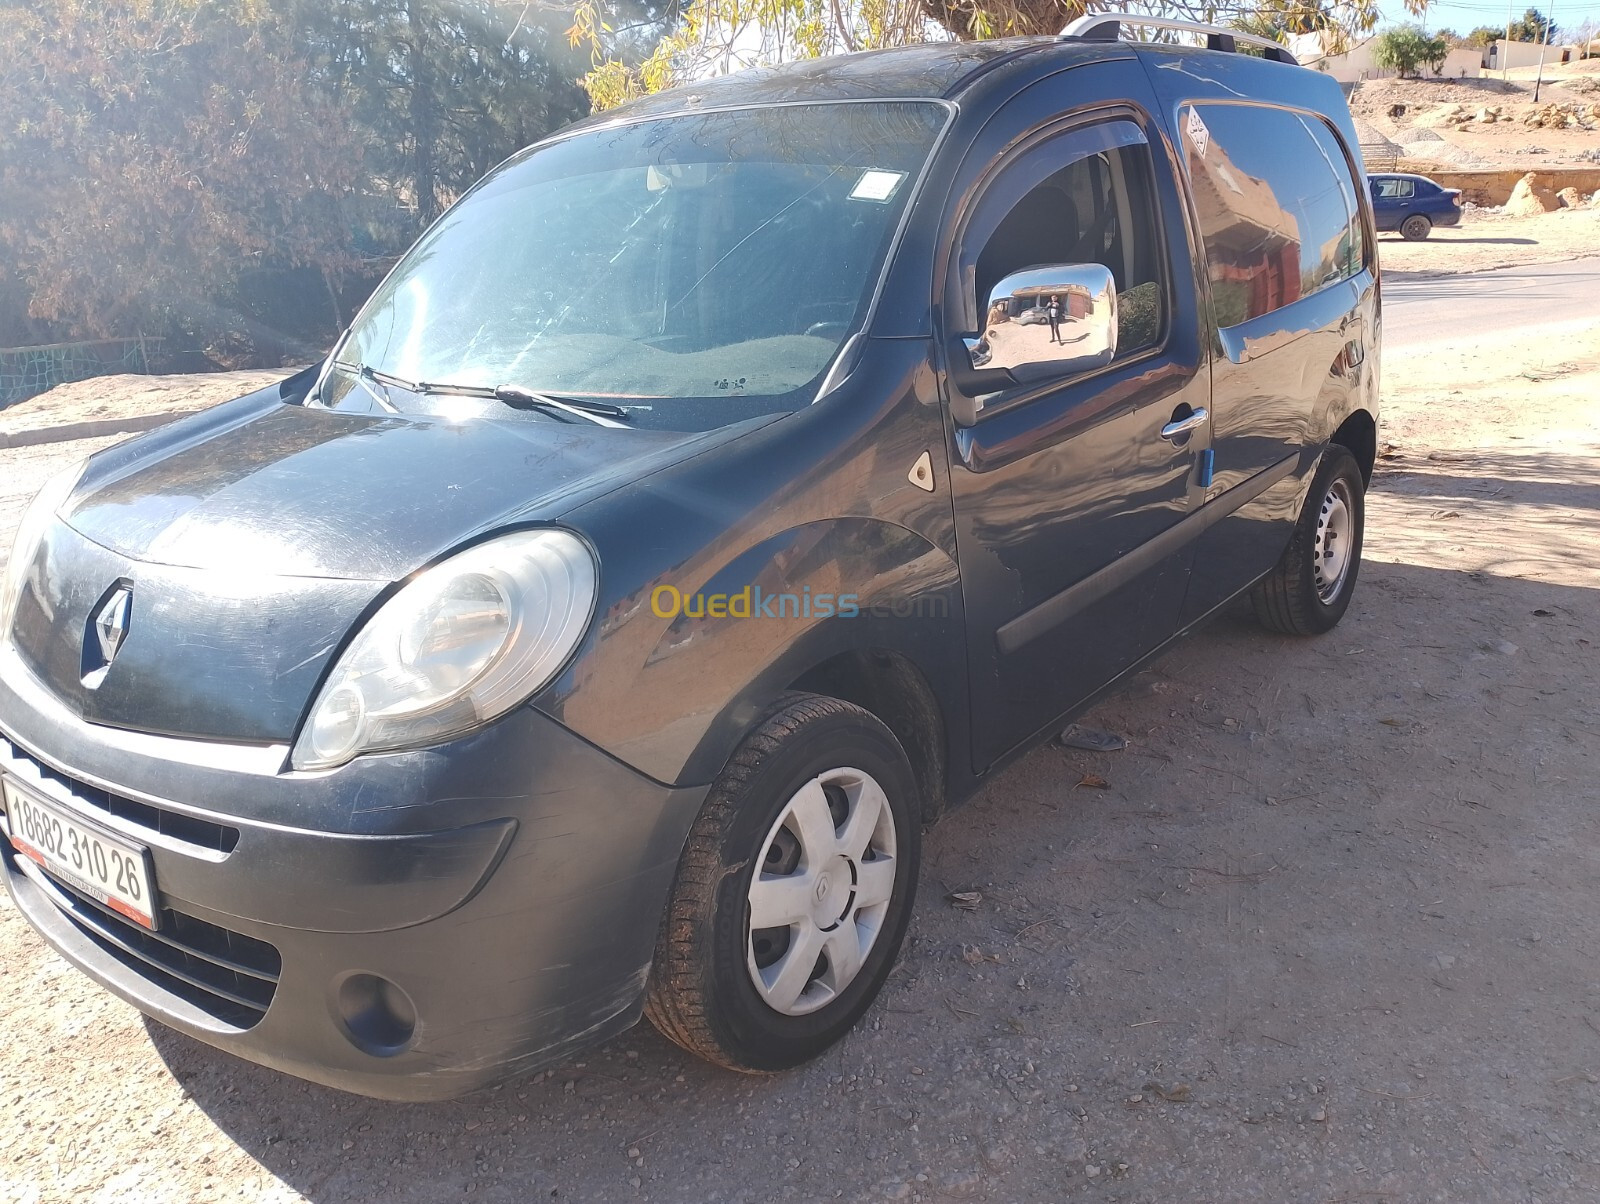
[323,101,946,431]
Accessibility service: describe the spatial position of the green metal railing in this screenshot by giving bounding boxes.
[0,337,160,409]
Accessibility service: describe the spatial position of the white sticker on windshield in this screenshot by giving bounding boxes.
[850,170,906,203]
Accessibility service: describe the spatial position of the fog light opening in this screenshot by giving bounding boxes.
[335,972,417,1056]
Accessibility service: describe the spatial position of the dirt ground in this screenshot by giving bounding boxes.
[3,265,1600,1202]
[1377,204,1600,275]
[0,370,291,440]
[1350,64,1600,172]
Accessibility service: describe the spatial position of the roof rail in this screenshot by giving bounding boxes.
[1059,11,1300,65]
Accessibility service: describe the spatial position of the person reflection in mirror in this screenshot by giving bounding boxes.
[1047,294,1062,343]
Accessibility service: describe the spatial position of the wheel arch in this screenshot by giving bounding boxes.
[1330,407,1376,485]
[786,648,951,825]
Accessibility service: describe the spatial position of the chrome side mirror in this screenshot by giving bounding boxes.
[965,263,1118,381]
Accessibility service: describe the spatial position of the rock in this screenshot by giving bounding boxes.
[940,1170,983,1194]
[1503,173,1550,217]
[1557,187,1584,209]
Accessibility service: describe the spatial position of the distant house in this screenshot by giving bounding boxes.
[1439,47,1486,78]
[1288,32,1481,82]
[1486,39,1560,71]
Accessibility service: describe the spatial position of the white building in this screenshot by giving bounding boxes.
[1486,39,1552,71]
[1288,31,1481,82]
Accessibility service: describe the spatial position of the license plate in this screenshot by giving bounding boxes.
[3,776,158,929]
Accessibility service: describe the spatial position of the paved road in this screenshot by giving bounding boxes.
[1383,258,1600,349]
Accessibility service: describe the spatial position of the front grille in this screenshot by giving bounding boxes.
[10,850,281,1029]
[2,739,238,854]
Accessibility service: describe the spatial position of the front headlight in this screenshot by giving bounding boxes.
[291,529,597,770]
[1,459,86,646]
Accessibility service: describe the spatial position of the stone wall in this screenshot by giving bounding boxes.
[1396,167,1600,206]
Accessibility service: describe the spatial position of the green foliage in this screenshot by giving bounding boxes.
[0,0,364,352]
[1508,8,1553,43]
[583,0,1432,109]
[282,0,598,227]
[1373,23,1448,78]
[0,0,621,358]
[1465,25,1502,47]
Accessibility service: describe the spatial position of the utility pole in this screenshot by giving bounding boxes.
[1533,3,1555,101]
[1504,0,1514,79]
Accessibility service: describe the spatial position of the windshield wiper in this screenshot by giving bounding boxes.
[328,362,629,427]
[490,385,630,426]
[329,360,402,413]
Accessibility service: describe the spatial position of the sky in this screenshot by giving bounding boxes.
[1387,0,1600,38]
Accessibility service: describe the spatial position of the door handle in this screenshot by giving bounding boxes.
[1160,407,1208,441]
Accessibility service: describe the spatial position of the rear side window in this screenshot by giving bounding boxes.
[1375,177,1416,199]
[1183,103,1364,328]
[1302,117,1367,281]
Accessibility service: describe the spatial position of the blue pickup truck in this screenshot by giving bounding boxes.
[1370,172,1463,240]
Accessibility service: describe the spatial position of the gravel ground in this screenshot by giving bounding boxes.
[3,298,1600,1203]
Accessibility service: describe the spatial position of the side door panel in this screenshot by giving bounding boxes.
[938,63,1212,771]
[1162,101,1368,621]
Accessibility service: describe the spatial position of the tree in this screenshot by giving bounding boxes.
[580,0,1431,108]
[1374,23,1447,78]
[0,0,364,354]
[1508,8,1553,42]
[280,0,601,229]
[0,0,621,359]
[1465,25,1501,47]
[1569,17,1599,56]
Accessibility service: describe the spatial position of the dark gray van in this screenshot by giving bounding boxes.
[0,16,1378,1099]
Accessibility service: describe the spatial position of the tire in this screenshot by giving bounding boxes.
[644,693,921,1072]
[1250,445,1365,636]
[1400,214,1432,241]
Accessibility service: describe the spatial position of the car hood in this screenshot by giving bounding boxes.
[64,399,708,580]
[11,394,762,744]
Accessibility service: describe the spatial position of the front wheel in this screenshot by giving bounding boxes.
[1251,445,1365,636]
[645,693,921,1072]
[1400,214,1432,241]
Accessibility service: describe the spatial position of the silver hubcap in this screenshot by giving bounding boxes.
[745,767,898,1017]
[1314,478,1355,603]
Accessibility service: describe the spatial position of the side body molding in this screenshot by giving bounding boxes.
[997,451,1298,654]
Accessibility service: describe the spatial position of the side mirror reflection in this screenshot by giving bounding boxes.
[963,263,1118,384]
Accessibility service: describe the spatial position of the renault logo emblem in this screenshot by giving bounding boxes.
[82,584,133,686]
[95,586,132,662]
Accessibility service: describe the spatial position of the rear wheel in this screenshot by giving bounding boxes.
[1251,445,1365,636]
[1400,214,1432,241]
[645,693,921,1071]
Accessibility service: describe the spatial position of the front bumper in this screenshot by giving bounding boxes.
[0,647,706,1100]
